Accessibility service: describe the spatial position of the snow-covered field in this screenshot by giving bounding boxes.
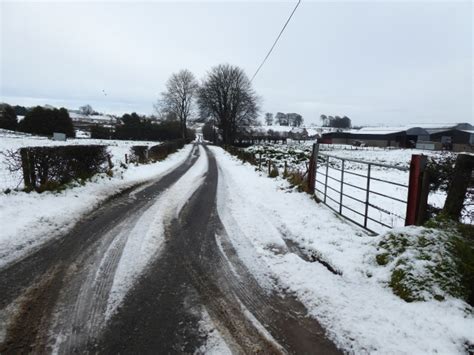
[0,129,193,269]
[0,129,160,190]
[211,146,473,354]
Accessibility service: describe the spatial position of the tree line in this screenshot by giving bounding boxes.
[320,114,352,129]
[0,104,75,137]
[90,112,196,141]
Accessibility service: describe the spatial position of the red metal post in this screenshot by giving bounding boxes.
[405,154,427,226]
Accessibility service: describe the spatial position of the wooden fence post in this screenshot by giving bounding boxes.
[20,148,31,189]
[405,154,428,225]
[307,143,319,193]
[442,154,474,220]
[107,154,113,169]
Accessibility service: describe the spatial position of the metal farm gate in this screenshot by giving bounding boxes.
[307,144,428,234]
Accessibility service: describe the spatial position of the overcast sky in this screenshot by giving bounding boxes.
[1,0,472,126]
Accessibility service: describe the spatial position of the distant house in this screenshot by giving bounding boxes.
[68,111,118,132]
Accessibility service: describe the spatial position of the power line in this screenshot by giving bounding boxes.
[250,0,301,83]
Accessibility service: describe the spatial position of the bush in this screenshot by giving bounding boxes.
[114,113,184,141]
[148,140,184,161]
[0,103,18,130]
[18,106,75,138]
[130,146,149,164]
[426,154,473,221]
[130,139,186,164]
[287,170,310,192]
[90,125,113,139]
[224,146,257,165]
[426,154,457,193]
[19,145,108,191]
[269,165,279,178]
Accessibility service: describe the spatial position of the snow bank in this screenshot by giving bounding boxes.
[0,144,193,269]
[210,146,473,354]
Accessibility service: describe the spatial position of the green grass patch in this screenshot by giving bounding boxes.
[376,218,474,305]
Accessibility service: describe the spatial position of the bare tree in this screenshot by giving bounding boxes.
[275,112,287,126]
[265,112,273,126]
[198,64,260,145]
[156,69,199,139]
[293,113,303,127]
[320,114,328,126]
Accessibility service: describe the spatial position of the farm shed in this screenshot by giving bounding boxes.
[429,129,474,152]
[320,126,429,148]
[416,122,473,135]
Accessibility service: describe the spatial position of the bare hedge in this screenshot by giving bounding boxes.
[130,145,149,164]
[130,139,186,164]
[19,145,109,191]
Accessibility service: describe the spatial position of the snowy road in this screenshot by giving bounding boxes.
[0,143,340,354]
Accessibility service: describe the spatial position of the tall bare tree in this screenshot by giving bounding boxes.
[198,64,259,145]
[156,69,198,139]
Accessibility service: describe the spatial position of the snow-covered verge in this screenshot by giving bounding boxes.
[210,146,473,354]
[0,144,193,269]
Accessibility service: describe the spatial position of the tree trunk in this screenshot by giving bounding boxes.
[442,154,473,221]
[180,118,187,140]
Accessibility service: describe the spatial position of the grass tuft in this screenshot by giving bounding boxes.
[376,218,474,305]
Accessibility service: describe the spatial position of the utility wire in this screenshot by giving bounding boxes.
[250,0,301,83]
